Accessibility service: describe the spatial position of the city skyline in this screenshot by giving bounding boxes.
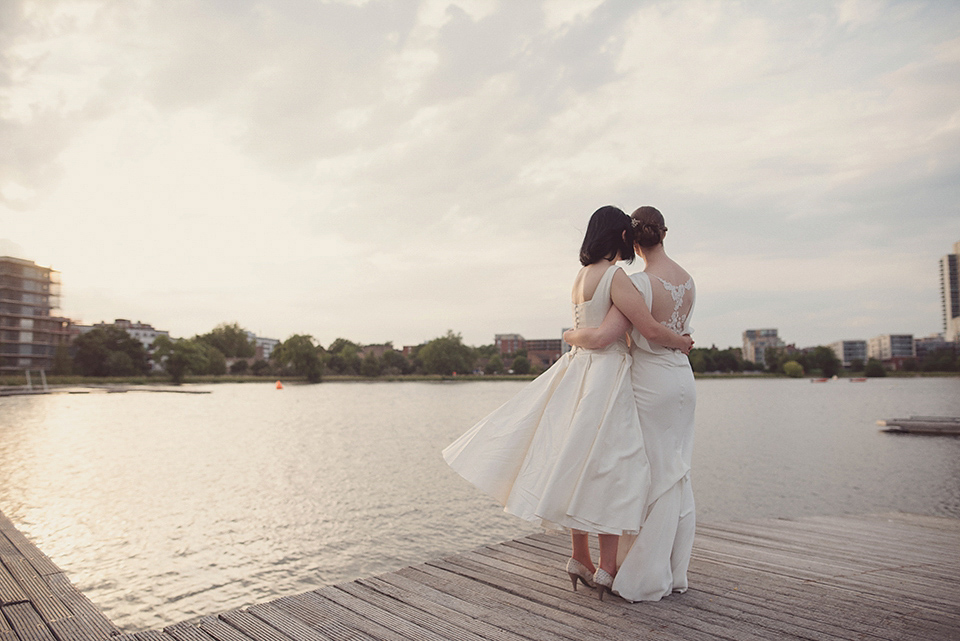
[2,1,959,350]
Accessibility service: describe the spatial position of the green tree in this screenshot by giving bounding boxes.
[689,346,744,374]
[807,346,841,378]
[419,331,475,375]
[230,359,249,374]
[485,354,504,375]
[273,334,324,383]
[197,322,255,358]
[105,351,137,376]
[919,348,959,372]
[380,349,411,375]
[153,336,209,384]
[782,360,804,378]
[250,359,271,376]
[52,344,73,375]
[361,352,382,377]
[864,358,887,377]
[475,344,498,358]
[199,343,227,375]
[511,355,531,375]
[73,326,150,377]
[688,349,707,374]
[326,338,361,375]
[849,358,864,372]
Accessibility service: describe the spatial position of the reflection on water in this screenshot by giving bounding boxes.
[1,378,958,631]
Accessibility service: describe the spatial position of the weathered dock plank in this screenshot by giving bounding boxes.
[1,510,957,640]
[0,510,119,641]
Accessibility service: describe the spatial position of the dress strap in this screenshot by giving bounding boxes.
[593,265,621,304]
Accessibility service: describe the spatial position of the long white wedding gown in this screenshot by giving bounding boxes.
[442,265,652,536]
[613,271,697,602]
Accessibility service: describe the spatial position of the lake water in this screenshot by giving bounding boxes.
[1,377,958,632]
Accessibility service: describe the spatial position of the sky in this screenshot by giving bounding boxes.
[1,0,958,350]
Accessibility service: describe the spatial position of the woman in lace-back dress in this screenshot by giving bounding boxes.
[443,206,693,597]
[565,205,698,602]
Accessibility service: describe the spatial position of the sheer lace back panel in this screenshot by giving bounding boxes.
[650,274,694,334]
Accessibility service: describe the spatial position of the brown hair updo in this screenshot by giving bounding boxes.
[631,206,667,247]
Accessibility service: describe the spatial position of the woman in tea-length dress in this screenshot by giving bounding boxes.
[565,205,697,602]
[443,205,693,594]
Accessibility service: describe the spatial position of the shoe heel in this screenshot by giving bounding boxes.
[594,568,614,601]
[565,558,594,592]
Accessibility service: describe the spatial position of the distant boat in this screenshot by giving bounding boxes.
[849,377,867,382]
[878,416,960,435]
[810,378,829,383]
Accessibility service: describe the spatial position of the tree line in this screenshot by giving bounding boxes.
[55,324,524,384]
[690,343,959,377]
[55,322,959,384]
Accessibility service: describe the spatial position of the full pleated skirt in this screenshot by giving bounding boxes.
[613,355,697,601]
[442,348,651,535]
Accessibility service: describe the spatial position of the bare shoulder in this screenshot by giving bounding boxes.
[573,263,618,303]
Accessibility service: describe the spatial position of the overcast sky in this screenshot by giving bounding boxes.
[2,0,958,350]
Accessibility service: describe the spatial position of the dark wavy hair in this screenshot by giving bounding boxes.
[631,205,667,247]
[579,206,635,266]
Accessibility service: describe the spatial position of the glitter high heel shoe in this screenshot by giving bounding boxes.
[565,558,595,591]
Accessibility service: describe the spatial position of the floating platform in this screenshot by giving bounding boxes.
[878,416,960,435]
[0,387,211,397]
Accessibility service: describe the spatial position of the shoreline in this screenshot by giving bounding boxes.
[2,370,958,391]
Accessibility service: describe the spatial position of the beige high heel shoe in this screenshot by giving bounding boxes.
[593,567,614,600]
[565,558,595,591]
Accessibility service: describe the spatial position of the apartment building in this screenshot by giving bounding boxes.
[829,340,868,368]
[742,329,784,367]
[0,256,71,375]
[867,334,915,362]
[941,240,960,342]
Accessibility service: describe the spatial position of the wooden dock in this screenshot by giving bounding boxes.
[2,511,958,641]
[0,512,120,641]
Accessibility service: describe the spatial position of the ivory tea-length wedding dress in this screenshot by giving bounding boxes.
[442,265,652,536]
[613,271,697,602]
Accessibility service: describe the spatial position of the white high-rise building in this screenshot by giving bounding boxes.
[941,240,960,342]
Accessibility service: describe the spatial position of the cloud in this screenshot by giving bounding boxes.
[1,0,959,349]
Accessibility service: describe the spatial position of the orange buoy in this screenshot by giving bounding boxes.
[275,380,284,389]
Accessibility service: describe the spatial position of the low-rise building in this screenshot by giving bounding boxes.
[495,333,563,368]
[494,334,525,355]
